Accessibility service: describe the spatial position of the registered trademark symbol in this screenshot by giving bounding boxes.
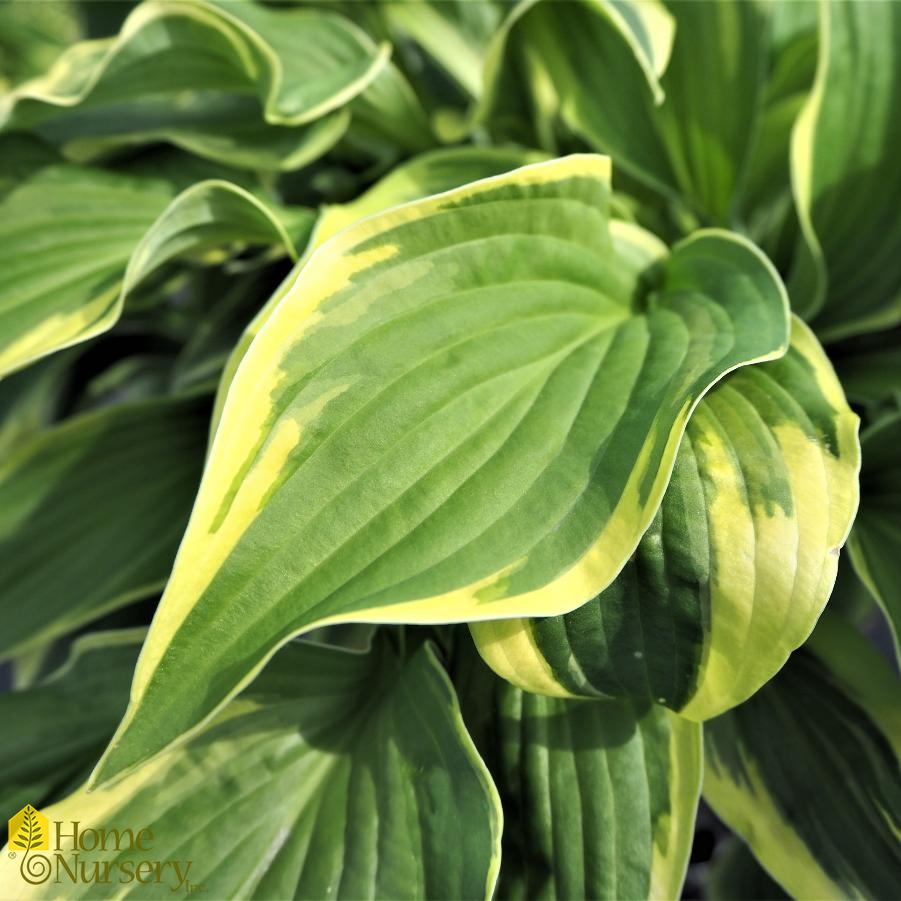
[7,851,14,859]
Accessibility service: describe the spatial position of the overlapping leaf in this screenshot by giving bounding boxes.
[0,0,389,171]
[455,642,700,899]
[481,0,673,184]
[92,155,789,785]
[704,614,901,899]
[472,317,859,720]
[482,0,768,224]
[0,163,305,378]
[739,1,818,250]
[847,412,901,658]
[0,638,502,901]
[790,0,901,335]
[0,394,208,659]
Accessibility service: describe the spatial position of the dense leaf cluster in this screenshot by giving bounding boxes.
[0,1,899,899]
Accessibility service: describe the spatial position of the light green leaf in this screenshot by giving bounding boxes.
[0,630,142,822]
[790,0,901,335]
[0,0,388,170]
[704,614,901,899]
[0,394,208,660]
[455,641,700,900]
[472,316,860,721]
[847,411,901,659]
[481,0,768,224]
[93,155,789,785]
[0,164,301,378]
[0,638,502,901]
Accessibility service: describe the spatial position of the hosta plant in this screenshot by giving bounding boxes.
[1,0,899,899]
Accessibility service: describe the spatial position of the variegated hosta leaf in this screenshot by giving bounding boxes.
[0,630,142,822]
[847,412,901,659]
[704,614,901,899]
[0,0,389,170]
[213,145,550,422]
[0,163,305,378]
[92,155,789,785]
[0,638,502,901]
[471,316,859,721]
[0,395,208,660]
[481,0,768,224]
[791,0,901,335]
[455,642,700,900]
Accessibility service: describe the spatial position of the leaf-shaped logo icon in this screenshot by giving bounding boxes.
[15,806,41,851]
[8,805,51,885]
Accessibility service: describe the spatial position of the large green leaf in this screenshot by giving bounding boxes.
[481,0,768,224]
[0,394,208,660]
[91,155,789,785]
[790,0,901,335]
[0,630,142,823]
[455,641,700,900]
[471,316,859,720]
[0,637,502,901]
[847,412,901,658]
[0,0,388,170]
[704,614,901,899]
[0,163,303,378]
